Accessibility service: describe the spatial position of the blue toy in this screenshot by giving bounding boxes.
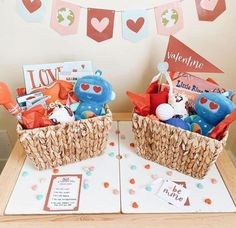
[185,92,235,136]
[71,71,115,120]
[166,118,190,131]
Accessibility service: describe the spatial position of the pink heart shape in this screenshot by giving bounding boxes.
[200,0,218,11]
[31,184,38,191]
[91,17,109,33]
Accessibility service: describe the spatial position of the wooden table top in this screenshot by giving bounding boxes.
[0,113,236,228]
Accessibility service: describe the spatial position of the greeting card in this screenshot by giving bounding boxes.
[23,63,63,94]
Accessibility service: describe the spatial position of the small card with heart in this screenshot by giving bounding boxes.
[58,61,93,84]
[155,180,190,208]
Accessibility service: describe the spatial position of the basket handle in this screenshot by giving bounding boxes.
[150,62,173,98]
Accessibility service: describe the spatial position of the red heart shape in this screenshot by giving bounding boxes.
[93,86,102,93]
[22,0,42,13]
[144,164,150,169]
[81,64,85,69]
[200,97,207,104]
[209,102,218,110]
[81,84,89,91]
[126,17,145,33]
[109,142,115,146]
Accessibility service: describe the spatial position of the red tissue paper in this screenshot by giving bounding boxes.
[21,105,53,129]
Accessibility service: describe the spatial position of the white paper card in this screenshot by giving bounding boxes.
[44,174,82,212]
[156,180,190,208]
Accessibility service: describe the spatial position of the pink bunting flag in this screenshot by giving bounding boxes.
[87,8,115,42]
[155,1,184,36]
[50,0,80,36]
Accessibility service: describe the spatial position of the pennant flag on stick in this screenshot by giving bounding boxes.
[195,0,226,21]
[50,0,80,35]
[17,0,48,22]
[87,8,115,42]
[155,1,184,36]
[122,9,148,42]
[164,36,223,73]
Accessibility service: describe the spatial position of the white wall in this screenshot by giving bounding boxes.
[0,0,236,163]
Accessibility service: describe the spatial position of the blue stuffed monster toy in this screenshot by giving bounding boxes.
[71,71,115,120]
[185,92,235,136]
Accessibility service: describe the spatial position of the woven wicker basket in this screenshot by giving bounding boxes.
[17,107,112,170]
[132,113,228,179]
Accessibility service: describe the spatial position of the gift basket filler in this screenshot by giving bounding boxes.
[127,62,236,179]
[0,71,115,170]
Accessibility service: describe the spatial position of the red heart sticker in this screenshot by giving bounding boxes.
[93,86,102,93]
[127,17,145,33]
[22,0,42,13]
[81,84,89,91]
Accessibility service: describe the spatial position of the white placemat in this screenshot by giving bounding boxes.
[119,121,236,213]
[5,121,235,214]
[5,122,120,214]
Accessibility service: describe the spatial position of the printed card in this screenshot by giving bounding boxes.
[23,63,63,94]
[156,180,190,208]
[58,61,93,83]
[44,174,82,212]
[62,61,93,73]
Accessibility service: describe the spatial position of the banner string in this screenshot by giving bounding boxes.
[79,0,185,13]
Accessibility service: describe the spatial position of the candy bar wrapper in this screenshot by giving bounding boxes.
[16,92,44,110]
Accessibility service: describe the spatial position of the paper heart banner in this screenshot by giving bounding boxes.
[155,1,184,36]
[122,10,148,42]
[195,0,226,21]
[50,0,80,35]
[164,36,223,73]
[17,0,48,22]
[87,8,115,42]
